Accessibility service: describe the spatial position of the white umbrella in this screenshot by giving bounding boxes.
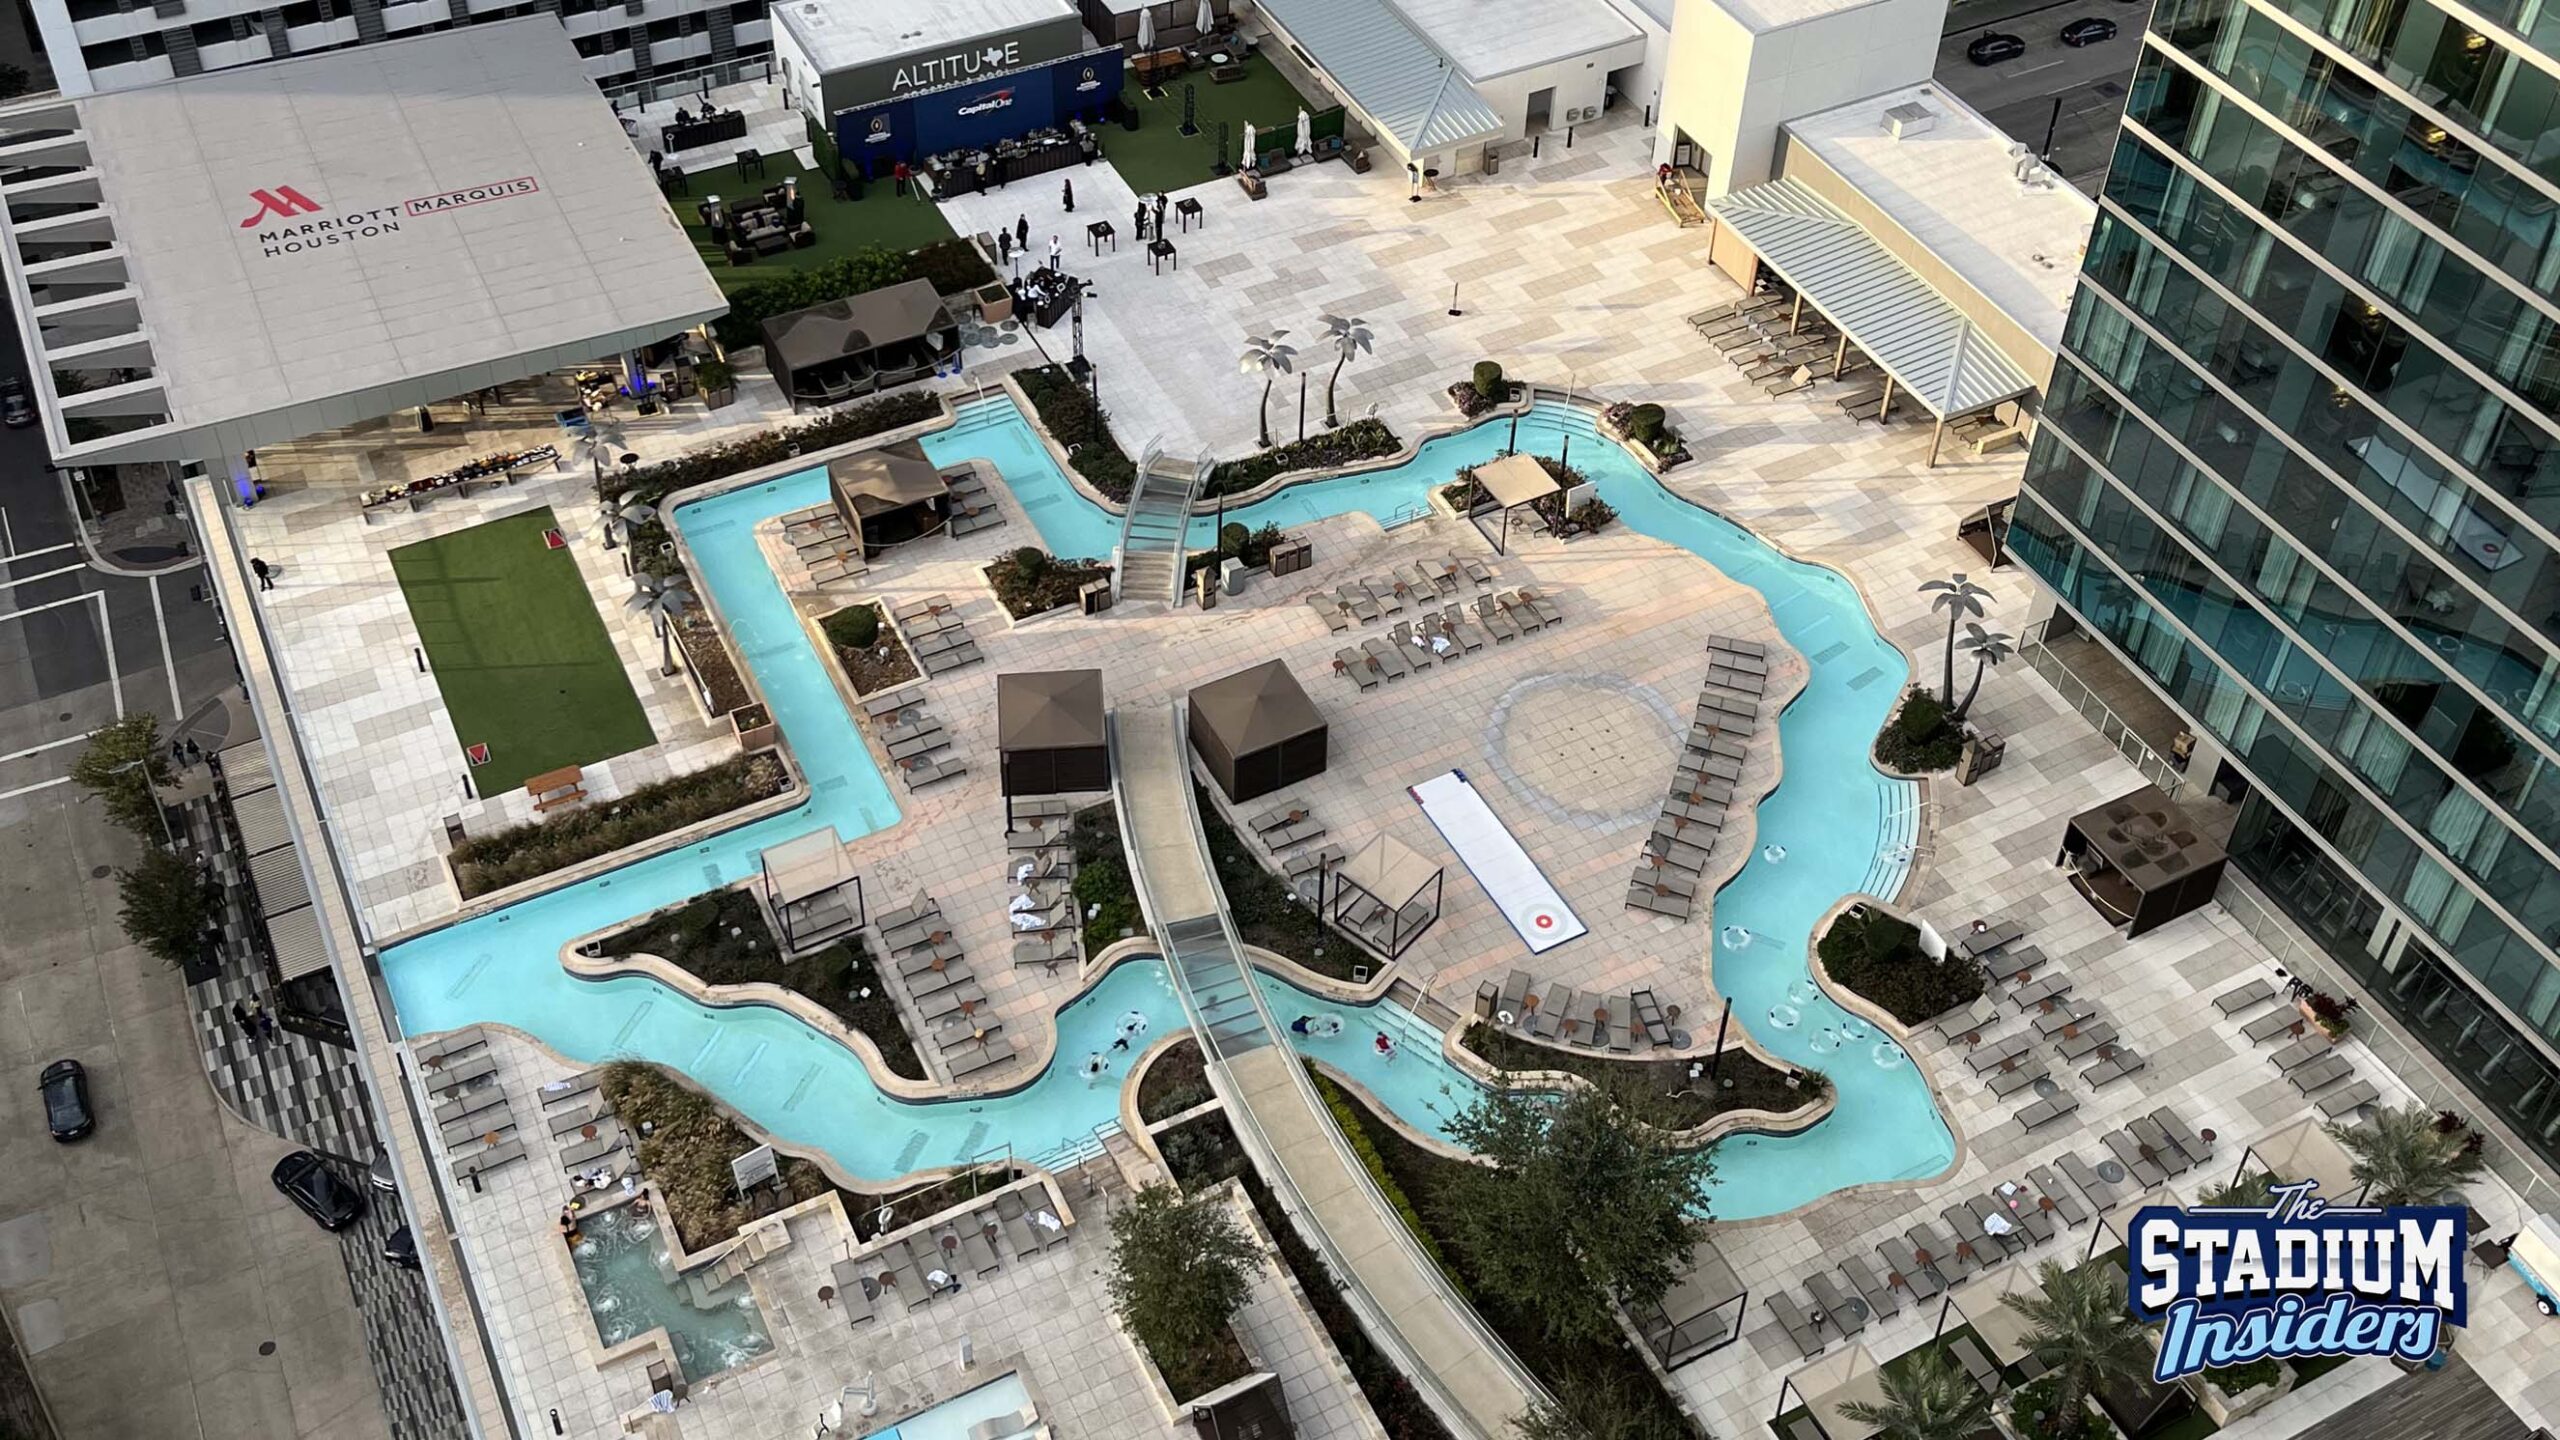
[1136,4,1154,50]
[1295,106,1312,158]
[1242,122,1256,170]
[1195,0,1214,33]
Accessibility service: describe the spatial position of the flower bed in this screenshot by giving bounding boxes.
[1874,687,1966,773]
[819,603,919,694]
[1016,365,1135,503]
[599,888,923,1080]
[1201,418,1401,498]
[450,753,788,898]
[598,1061,853,1252]
[1817,904,1985,1025]
[1456,1021,1820,1129]
[670,607,751,715]
[985,547,1113,619]
[605,391,944,507]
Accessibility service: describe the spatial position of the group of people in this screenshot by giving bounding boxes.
[231,995,280,1048]
[1131,191,1171,242]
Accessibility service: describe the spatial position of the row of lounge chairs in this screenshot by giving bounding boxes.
[2222,979,2380,1117]
[1630,635,1767,919]
[942,463,1006,539]
[422,1027,534,1185]
[1249,798,1325,852]
[1004,800,1081,972]
[1333,590,1561,689]
[1766,1105,2211,1361]
[781,503,864,586]
[893,593,984,677]
[826,1181,1075,1325]
[1304,553,1498,633]
[1925,916,2143,1118]
[876,891,1019,1080]
[1469,968,1685,1053]
[864,681,967,791]
[541,1065,627,1190]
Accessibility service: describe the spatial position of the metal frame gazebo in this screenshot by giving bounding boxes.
[1326,832,1443,960]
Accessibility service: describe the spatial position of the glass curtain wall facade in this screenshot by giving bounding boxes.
[2010,0,2560,1163]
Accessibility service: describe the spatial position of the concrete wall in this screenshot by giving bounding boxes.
[1775,135,2056,388]
[772,19,828,122]
[1467,33,1648,140]
[1653,0,1942,194]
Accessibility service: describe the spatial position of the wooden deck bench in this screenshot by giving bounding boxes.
[527,765,587,814]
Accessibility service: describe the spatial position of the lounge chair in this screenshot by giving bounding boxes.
[2053,1020,2119,1063]
[1805,1272,1867,1337]
[1875,1237,1942,1300]
[1306,594,1351,632]
[2243,1009,2307,1044]
[1386,620,1436,668]
[1911,1221,1976,1282]
[1930,997,1997,1043]
[1537,984,1581,1043]
[451,1139,525,1182]
[1987,1061,2048,1098]
[900,754,967,788]
[1958,919,2025,958]
[1474,594,1520,641]
[1766,1290,1827,1357]
[1763,365,1817,396]
[1497,969,1533,1022]
[1014,933,1077,968]
[2057,1153,2121,1209]
[2213,979,2277,1016]
[2269,1034,2329,1072]
[1644,833,1711,873]
[1944,1205,2007,1268]
[2084,1046,2147,1087]
[2289,1053,2354,1094]
[1626,881,1693,919]
[1839,1254,1903,1317]
[1366,578,1404,616]
[2026,1165,2090,1225]
[2017,1089,2079,1131]
[1334,648,1380,690]
[1516,587,1563,626]
[2318,1078,2380,1119]
[830,1260,878,1325]
[1439,607,1485,652]
[1361,636,1411,680]
[1497,591,1545,632]
[1454,553,1494,586]
[2103,1128,2168,1186]
[1947,1333,2004,1396]
[1629,987,1673,1046]
[2149,1107,2207,1161]
[1337,584,1382,623]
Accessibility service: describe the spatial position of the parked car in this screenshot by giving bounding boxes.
[38,1060,92,1142]
[367,1150,399,1194]
[1968,30,2028,63]
[0,377,31,429]
[272,1150,366,1231]
[2060,16,2118,44]
[383,1224,421,1270]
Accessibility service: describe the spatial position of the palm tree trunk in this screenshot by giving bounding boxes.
[1326,356,1345,428]
[1953,657,1987,721]
[1258,377,1273,448]
[2051,1369,2086,1438]
[1942,612,1960,704]
[658,616,675,676]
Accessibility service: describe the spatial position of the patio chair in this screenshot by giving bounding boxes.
[2026,1165,2090,1225]
[1334,648,1380,691]
[1805,1273,1867,1337]
[2103,1128,2168,1186]
[1875,1237,1942,1300]
[1473,594,1520,642]
[1498,969,1533,1023]
[2213,979,2277,1016]
[1306,594,1351,632]
[1763,365,1817,397]
[1338,584,1382,623]
[1517,586,1563,626]
[2317,1078,2380,1119]
[1839,1254,1903,1318]
[1454,552,1495,587]
[1359,636,1410,680]
[2268,1033,2329,1072]
[2289,1053,2354,1094]
[2242,1009,2306,1044]
[1366,578,1405,617]
[1765,1290,1827,1358]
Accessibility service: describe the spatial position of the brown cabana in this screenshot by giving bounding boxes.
[997,670,1108,822]
[2056,785,2227,939]
[829,443,950,555]
[1464,452,1561,556]
[1188,660,1327,803]
[1328,832,1443,959]
[762,277,958,409]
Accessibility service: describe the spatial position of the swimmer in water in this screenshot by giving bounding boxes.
[1373,1031,1396,1062]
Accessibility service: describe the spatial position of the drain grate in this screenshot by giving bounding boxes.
[1847,665,1887,691]
[1813,641,1851,663]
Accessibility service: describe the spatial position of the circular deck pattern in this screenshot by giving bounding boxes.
[1486,673,1681,831]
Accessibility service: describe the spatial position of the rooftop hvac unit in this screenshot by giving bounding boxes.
[1882,101,1935,139]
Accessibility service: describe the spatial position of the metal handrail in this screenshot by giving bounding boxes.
[1105,706,1547,1439]
[2019,619,2187,798]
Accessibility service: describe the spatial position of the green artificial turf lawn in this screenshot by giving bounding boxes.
[1107,53,1328,197]
[390,507,657,796]
[677,134,957,292]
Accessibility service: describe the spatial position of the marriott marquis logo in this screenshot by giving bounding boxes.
[241,176,543,258]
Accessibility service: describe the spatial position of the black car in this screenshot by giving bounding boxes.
[272,1151,366,1231]
[383,1225,420,1270]
[38,1060,92,1142]
[2060,16,2118,44]
[1968,30,2028,63]
[0,377,31,429]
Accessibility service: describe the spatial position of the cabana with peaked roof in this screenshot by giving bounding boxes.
[760,827,866,952]
[1328,832,1444,959]
[1187,660,1328,803]
[997,669,1109,825]
[764,278,959,410]
[1462,452,1561,557]
[829,443,954,556]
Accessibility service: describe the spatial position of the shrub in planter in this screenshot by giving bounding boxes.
[1875,687,1965,773]
[606,391,942,505]
[696,359,736,396]
[1472,360,1506,402]
[1107,1184,1261,1401]
[1219,522,1250,557]
[2301,989,2358,1038]
[1568,498,1616,534]
[1625,403,1666,447]
[906,237,996,296]
[450,753,788,897]
[824,603,881,650]
[1817,904,1985,1024]
[985,548,1112,618]
[1016,365,1136,502]
[1201,420,1401,497]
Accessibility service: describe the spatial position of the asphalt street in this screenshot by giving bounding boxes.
[1936,0,2155,195]
[0,291,235,817]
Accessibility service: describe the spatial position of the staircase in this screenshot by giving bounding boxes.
[1114,440,1203,607]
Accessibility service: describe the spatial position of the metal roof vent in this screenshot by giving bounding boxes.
[1882,101,1935,139]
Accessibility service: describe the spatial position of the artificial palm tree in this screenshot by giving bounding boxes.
[1839,1350,1996,1440]
[627,571,697,677]
[1949,624,2015,722]
[598,494,656,551]
[1318,313,1373,429]
[1238,330,1296,449]
[2003,1259,2151,1436]
[2328,1102,2484,1206]
[1919,574,1994,706]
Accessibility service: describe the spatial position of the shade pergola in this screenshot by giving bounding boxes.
[1945,1261,2044,1372]
[1777,1344,1886,1440]
[2087,1182,2184,1263]
[1328,832,1444,959]
[760,826,865,951]
[1707,179,2037,466]
[1633,1235,1747,1370]
[997,669,1108,823]
[1463,452,1561,557]
[2235,1115,2365,1203]
[2056,785,2228,939]
[828,443,954,555]
[1188,660,1328,803]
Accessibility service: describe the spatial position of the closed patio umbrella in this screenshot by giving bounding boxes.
[1241,122,1256,170]
[1295,106,1312,157]
[1195,0,1214,32]
[1136,4,1153,49]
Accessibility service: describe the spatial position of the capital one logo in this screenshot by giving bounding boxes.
[240,186,323,228]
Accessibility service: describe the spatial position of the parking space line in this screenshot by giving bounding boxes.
[0,562,86,592]
[150,574,181,716]
[0,734,89,765]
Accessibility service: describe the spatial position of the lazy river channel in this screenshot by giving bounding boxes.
[379,396,1954,1219]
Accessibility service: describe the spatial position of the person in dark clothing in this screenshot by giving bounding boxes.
[1133,202,1148,241]
[1061,176,1074,212]
[1153,193,1169,234]
[231,1001,250,1030]
[997,229,1012,262]
[250,557,274,591]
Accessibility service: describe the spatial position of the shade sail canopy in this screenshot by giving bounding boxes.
[763,279,954,375]
[1473,453,1560,509]
[1707,178,2038,420]
[1949,1261,2044,1368]
[998,669,1107,751]
[1188,660,1328,803]
[1336,833,1440,909]
[1790,1344,1886,1440]
[761,827,854,907]
[2243,1116,2361,1199]
[829,443,950,518]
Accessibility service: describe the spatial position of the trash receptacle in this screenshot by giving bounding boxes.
[1484,147,1501,176]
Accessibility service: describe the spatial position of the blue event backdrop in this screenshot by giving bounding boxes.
[838,48,1125,170]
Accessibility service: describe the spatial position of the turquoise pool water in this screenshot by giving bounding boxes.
[872,1372,1033,1440]
[377,396,1952,1218]
[571,1202,772,1382]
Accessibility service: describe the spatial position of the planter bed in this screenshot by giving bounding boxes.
[606,391,945,507]
[1874,687,1964,773]
[599,1060,857,1253]
[985,548,1113,619]
[1016,365,1135,503]
[1456,1021,1820,1129]
[1202,419,1400,498]
[450,752,788,898]
[1138,1036,1215,1123]
[1195,784,1366,980]
[599,887,924,1081]
[1816,904,1985,1027]
[671,607,751,715]
[820,603,919,695]
[1070,803,1147,954]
